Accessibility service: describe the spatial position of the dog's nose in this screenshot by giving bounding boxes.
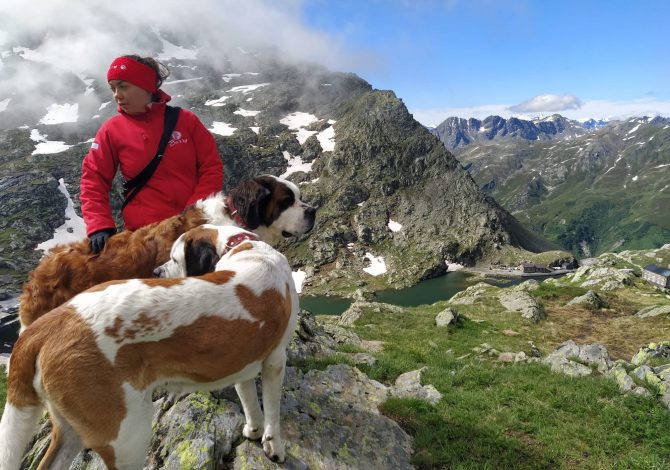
[153,267,164,278]
[305,206,316,219]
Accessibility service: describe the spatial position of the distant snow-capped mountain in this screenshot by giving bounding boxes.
[451,115,670,257]
[430,114,602,150]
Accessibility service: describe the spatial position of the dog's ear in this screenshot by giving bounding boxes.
[185,239,221,276]
[230,179,272,229]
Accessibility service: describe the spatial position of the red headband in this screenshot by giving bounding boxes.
[106,57,158,93]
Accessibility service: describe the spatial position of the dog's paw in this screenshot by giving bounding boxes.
[243,424,263,440]
[262,434,285,463]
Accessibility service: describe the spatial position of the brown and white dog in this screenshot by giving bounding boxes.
[19,174,315,330]
[0,225,298,469]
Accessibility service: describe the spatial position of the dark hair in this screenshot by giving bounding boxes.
[123,54,170,99]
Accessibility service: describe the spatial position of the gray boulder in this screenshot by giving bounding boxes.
[263,365,413,469]
[390,368,442,405]
[497,290,545,322]
[631,341,670,366]
[636,305,670,319]
[288,310,341,363]
[338,301,403,327]
[566,290,608,309]
[435,307,459,327]
[448,282,491,305]
[543,340,611,377]
[606,364,636,393]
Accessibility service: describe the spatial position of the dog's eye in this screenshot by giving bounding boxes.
[281,196,294,209]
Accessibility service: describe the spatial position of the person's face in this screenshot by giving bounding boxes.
[109,80,152,114]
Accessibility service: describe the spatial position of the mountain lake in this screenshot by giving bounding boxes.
[300,271,560,315]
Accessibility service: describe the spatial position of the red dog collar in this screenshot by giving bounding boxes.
[223,232,258,254]
[224,195,248,229]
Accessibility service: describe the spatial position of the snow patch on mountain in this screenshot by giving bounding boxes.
[39,103,78,125]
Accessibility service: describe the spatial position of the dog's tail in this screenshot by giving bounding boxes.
[0,328,45,470]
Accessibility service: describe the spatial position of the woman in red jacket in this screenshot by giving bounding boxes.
[80,55,224,253]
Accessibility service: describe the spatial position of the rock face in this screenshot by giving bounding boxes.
[448,282,546,322]
[448,282,492,305]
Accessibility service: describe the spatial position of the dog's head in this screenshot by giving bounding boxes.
[154,224,257,278]
[227,175,316,244]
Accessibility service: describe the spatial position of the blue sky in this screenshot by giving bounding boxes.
[300,0,670,125]
[1,0,667,127]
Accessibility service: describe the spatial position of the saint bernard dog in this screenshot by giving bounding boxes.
[19,174,315,330]
[0,225,299,469]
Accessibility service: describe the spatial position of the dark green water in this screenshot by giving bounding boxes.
[300,271,539,315]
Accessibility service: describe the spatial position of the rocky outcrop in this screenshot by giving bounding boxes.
[544,341,670,411]
[21,365,414,470]
[636,305,670,319]
[543,340,611,377]
[448,282,492,305]
[20,313,416,469]
[448,281,545,322]
[497,290,545,322]
[570,266,635,290]
[566,290,608,309]
[337,300,403,327]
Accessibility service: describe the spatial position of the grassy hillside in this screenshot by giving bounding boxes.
[454,118,670,257]
[307,249,670,468]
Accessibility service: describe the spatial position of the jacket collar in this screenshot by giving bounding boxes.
[117,89,172,120]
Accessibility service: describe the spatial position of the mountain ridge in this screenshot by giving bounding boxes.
[0,46,563,296]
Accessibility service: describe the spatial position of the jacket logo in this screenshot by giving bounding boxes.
[168,130,188,147]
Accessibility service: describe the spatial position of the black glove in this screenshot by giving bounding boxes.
[88,228,116,254]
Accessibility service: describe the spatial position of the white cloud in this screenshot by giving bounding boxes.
[0,0,372,128]
[508,94,583,113]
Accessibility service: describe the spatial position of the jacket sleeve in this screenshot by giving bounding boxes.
[80,125,118,236]
[185,113,224,206]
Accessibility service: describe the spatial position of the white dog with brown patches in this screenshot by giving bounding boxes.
[0,225,298,469]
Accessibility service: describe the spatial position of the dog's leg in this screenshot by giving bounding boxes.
[235,380,264,440]
[260,348,287,463]
[0,403,42,470]
[108,389,153,470]
[38,408,82,470]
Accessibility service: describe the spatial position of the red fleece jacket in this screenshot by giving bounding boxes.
[80,91,223,235]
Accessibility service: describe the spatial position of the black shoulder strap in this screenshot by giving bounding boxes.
[122,105,181,209]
